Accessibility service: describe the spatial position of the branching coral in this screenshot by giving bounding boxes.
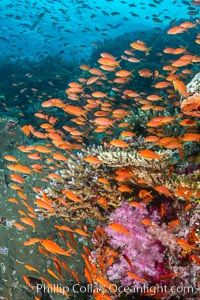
[35,141,199,222]
[98,146,200,199]
[35,145,122,221]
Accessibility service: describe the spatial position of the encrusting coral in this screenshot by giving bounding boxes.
[181,92,200,117]
[181,72,200,117]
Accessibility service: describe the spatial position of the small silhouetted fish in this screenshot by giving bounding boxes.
[102,10,109,15]
[15,15,22,20]
[108,23,123,29]
[38,12,45,19]
[21,23,32,29]
[188,10,199,15]
[0,37,9,43]
[130,12,139,17]
[111,11,120,15]
[182,0,190,5]
[169,18,177,26]
[152,17,163,23]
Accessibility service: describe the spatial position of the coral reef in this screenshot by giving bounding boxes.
[185,72,200,94]
[181,92,200,117]
[181,72,200,117]
[35,145,122,221]
[35,140,199,224]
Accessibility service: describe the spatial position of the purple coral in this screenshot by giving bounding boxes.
[105,202,166,287]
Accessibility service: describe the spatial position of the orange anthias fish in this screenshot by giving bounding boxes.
[40,240,71,256]
[98,56,120,67]
[190,254,200,265]
[167,26,187,34]
[138,189,153,200]
[160,203,166,217]
[118,185,132,193]
[173,80,188,98]
[127,271,146,283]
[141,218,154,226]
[71,270,80,283]
[154,185,174,199]
[23,275,33,289]
[169,219,180,231]
[84,155,103,164]
[13,222,27,230]
[47,268,60,280]
[159,273,180,280]
[147,116,174,127]
[108,223,130,235]
[34,199,54,212]
[24,264,40,273]
[110,139,129,148]
[182,133,200,142]
[115,69,133,77]
[138,149,161,160]
[129,201,144,210]
[63,105,86,117]
[24,238,40,246]
[54,225,74,232]
[95,276,116,293]
[4,155,18,162]
[62,189,83,203]
[176,239,196,251]
[42,98,65,108]
[74,228,89,237]
[84,267,93,284]
[10,174,25,184]
[154,81,171,88]
[93,117,114,127]
[115,169,132,181]
[130,40,151,55]
[7,164,32,174]
[20,217,36,229]
[179,119,197,127]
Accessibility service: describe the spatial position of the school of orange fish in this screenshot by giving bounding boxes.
[4,20,200,300]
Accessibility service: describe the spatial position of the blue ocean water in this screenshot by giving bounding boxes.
[0,0,197,61]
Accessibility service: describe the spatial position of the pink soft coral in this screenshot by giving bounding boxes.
[105,202,166,287]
